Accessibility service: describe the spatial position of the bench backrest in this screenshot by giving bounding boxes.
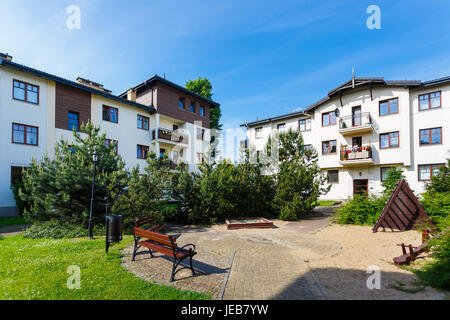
[133,227,177,249]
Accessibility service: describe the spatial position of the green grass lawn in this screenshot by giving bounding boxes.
[0,217,27,227]
[314,200,338,206]
[0,235,209,300]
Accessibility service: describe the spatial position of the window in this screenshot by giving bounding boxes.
[327,170,339,183]
[322,140,337,154]
[160,148,166,159]
[419,127,442,145]
[379,98,398,116]
[13,79,39,104]
[255,127,263,139]
[418,164,444,181]
[105,139,118,155]
[190,102,196,113]
[197,128,205,140]
[380,131,399,149]
[12,123,38,146]
[68,112,79,131]
[137,145,149,159]
[102,105,118,123]
[179,98,185,110]
[380,167,393,182]
[137,115,149,130]
[197,152,204,163]
[200,106,205,116]
[299,119,311,132]
[419,91,441,111]
[322,111,336,127]
[277,123,286,131]
[304,144,313,151]
[11,166,27,187]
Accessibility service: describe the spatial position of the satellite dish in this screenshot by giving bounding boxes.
[334,108,340,117]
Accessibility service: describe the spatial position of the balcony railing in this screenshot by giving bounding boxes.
[160,160,185,170]
[340,144,373,161]
[152,128,188,144]
[339,112,372,130]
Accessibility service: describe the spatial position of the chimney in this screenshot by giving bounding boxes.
[0,52,13,61]
[127,88,137,102]
[76,77,112,93]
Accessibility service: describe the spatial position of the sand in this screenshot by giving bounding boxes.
[307,224,447,300]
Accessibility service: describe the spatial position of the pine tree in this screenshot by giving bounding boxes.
[270,129,329,220]
[20,122,128,225]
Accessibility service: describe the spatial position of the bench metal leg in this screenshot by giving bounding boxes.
[170,259,178,282]
[148,249,154,258]
[132,242,138,261]
[190,256,195,276]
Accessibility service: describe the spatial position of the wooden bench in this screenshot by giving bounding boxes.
[135,216,166,233]
[131,227,197,282]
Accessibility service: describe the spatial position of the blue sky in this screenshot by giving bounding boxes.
[1,0,450,131]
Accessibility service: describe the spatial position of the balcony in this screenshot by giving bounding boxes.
[339,144,374,166]
[338,112,374,135]
[152,128,188,145]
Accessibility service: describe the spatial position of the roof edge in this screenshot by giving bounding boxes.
[0,60,156,114]
[119,74,221,107]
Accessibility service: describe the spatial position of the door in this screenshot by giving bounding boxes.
[352,106,361,126]
[352,136,362,148]
[353,179,368,195]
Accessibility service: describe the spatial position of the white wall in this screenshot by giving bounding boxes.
[245,84,450,200]
[0,66,48,208]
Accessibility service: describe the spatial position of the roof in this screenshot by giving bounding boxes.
[240,110,310,127]
[0,59,156,114]
[241,76,450,127]
[119,74,221,108]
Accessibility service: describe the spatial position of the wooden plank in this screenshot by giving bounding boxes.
[373,179,431,232]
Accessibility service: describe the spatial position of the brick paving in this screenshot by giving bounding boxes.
[223,247,327,300]
[122,210,340,300]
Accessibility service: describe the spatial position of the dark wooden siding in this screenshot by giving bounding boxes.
[55,82,91,130]
[149,82,211,128]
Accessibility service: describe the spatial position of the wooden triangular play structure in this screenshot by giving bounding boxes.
[373,179,431,232]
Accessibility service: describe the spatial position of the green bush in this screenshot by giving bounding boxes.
[336,194,385,225]
[111,152,175,228]
[421,192,450,220]
[413,231,450,290]
[23,220,106,239]
[381,166,405,196]
[171,159,276,224]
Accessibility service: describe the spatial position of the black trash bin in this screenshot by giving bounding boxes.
[105,215,123,253]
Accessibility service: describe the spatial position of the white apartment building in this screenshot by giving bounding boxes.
[0,53,219,216]
[242,77,449,200]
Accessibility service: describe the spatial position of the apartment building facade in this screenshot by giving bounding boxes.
[242,77,449,200]
[0,53,219,215]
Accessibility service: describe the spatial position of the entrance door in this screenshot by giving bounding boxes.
[353,179,368,195]
[352,106,361,126]
[352,136,362,148]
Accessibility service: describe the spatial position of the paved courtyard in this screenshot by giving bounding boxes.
[122,206,340,300]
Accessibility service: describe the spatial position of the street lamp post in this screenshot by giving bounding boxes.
[88,151,99,239]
